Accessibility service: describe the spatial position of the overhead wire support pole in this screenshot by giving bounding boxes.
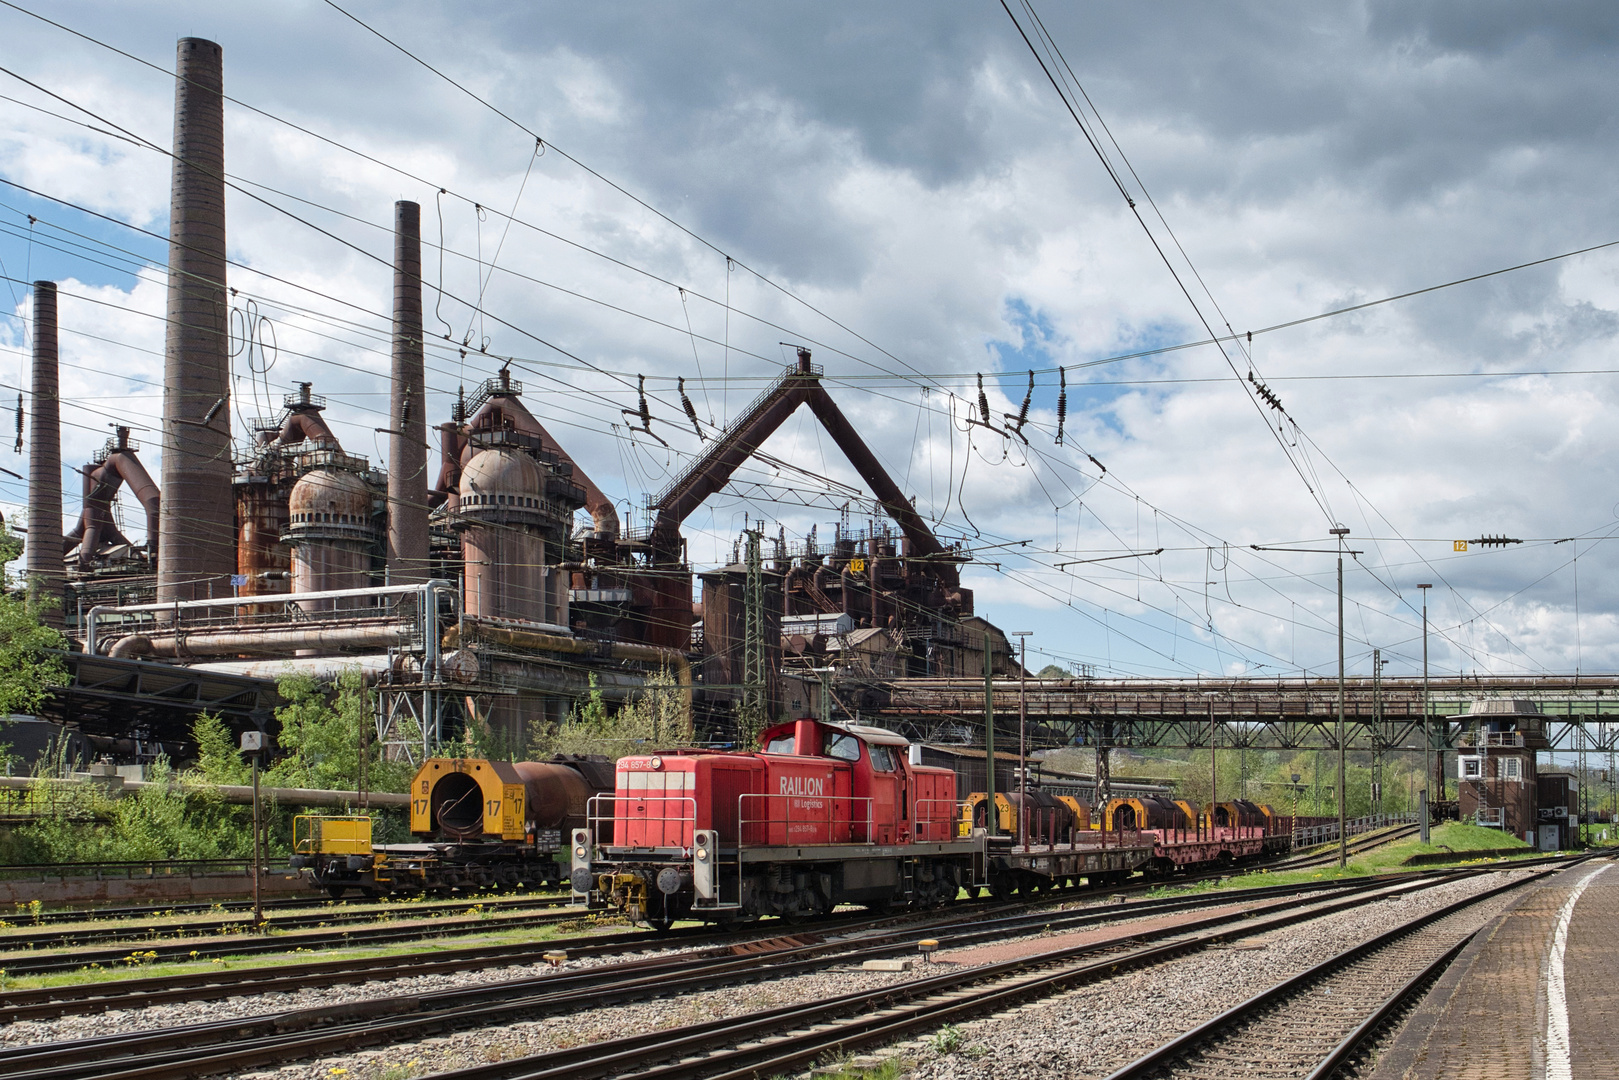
[1418,582,1433,843]
[984,628,997,837]
[1249,531,1360,867]
[741,526,766,746]
[1011,631,1032,847]
[1333,525,1349,869]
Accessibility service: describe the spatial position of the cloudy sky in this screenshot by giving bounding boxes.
[1,1,1617,681]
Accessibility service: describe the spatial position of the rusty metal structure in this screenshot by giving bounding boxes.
[32,35,1619,779]
[65,427,160,569]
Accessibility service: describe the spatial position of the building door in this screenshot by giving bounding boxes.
[1538,824,1561,851]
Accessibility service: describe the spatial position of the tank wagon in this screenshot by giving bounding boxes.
[293,754,614,895]
[572,719,982,928]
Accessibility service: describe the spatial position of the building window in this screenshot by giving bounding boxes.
[1461,756,1483,780]
[1502,757,1522,781]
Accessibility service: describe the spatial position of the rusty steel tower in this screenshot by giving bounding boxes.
[158,38,233,603]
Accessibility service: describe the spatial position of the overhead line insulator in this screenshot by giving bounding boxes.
[1247,370,1284,412]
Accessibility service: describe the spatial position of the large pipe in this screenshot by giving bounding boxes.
[439,621,692,720]
[86,580,458,668]
[64,430,160,561]
[26,280,62,625]
[388,201,430,581]
[0,775,407,809]
[108,619,412,659]
[158,38,233,603]
[189,654,395,682]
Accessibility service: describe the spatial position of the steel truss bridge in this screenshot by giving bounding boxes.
[864,675,1619,753]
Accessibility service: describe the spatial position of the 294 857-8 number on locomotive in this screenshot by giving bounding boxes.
[571,718,982,929]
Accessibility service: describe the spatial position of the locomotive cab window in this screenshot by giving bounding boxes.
[824,731,861,762]
[868,744,897,772]
[763,734,796,754]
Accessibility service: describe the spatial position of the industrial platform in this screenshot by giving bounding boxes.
[1372,856,1619,1080]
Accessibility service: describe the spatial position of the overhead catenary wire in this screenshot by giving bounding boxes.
[0,6,1586,676]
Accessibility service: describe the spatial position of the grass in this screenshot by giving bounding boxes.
[1145,821,1540,897]
[810,1055,914,1080]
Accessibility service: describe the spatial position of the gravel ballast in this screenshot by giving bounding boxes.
[901,870,1536,1080]
[0,873,1523,1080]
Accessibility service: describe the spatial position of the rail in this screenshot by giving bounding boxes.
[1291,812,1417,848]
[1458,730,1526,748]
[0,858,292,881]
[586,792,698,848]
[913,798,960,843]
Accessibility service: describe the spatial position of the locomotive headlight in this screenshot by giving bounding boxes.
[650,756,663,770]
[574,845,587,859]
[695,848,709,861]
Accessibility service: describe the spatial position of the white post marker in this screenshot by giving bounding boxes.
[1546,862,1610,1080]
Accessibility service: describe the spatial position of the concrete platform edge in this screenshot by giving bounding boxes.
[1367,884,1540,1080]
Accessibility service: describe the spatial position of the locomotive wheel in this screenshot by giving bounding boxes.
[988,871,1013,902]
[326,886,347,900]
[647,914,676,932]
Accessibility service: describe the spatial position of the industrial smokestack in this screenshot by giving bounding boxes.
[157,37,233,603]
[387,200,429,582]
[26,281,62,626]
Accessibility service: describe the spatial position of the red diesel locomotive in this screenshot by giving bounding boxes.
[571,718,980,927]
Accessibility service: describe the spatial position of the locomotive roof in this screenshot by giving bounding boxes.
[832,721,910,747]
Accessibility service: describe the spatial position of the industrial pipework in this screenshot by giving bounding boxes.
[63,427,160,569]
[86,580,459,677]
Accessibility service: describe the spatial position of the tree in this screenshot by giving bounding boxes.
[1036,664,1072,680]
[0,522,25,587]
[0,590,68,716]
[188,711,250,786]
[269,668,410,793]
[529,670,692,759]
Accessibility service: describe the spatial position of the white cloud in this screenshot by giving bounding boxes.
[1,1,1616,678]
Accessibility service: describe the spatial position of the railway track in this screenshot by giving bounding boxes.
[3,888,570,927]
[0,866,1491,1080]
[1100,855,1610,1080]
[397,857,1581,1080]
[0,873,1377,1022]
[0,902,596,976]
[1270,823,1422,870]
[0,849,1343,977]
[0,892,576,953]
